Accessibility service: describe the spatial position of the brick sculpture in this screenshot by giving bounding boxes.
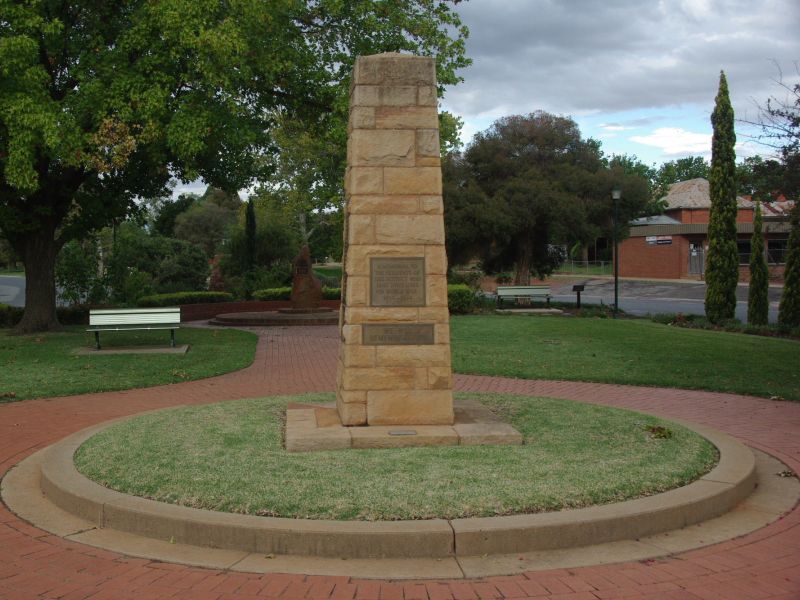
[336,53,454,426]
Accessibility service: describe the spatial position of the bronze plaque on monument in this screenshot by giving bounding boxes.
[362,324,435,345]
[370,257,426,306]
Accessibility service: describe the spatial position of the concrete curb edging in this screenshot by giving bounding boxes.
[40,417,756,560]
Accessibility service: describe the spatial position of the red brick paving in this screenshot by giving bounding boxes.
[0,325,798,600]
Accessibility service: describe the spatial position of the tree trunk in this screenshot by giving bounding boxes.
[14,225,61,333]
[514,238,533,285]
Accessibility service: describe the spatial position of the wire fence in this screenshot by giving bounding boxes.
[555,260,613,276]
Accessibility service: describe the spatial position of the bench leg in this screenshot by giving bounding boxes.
[170,329,175,348]
[94,331,101,351]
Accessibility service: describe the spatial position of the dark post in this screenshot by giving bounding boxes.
[612,188,621,318]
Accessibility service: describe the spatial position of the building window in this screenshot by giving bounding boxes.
[737,240,751,265]
[768,239,788,264]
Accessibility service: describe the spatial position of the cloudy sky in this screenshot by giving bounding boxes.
[174,0,799,198]
[441,0,800,166]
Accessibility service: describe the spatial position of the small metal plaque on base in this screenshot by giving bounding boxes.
[362,323,435,345]
[370,257,425,306]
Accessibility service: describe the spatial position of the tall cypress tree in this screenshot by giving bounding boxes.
[747,202,769,326]
[778,204,800,328]
[705,71,740,323]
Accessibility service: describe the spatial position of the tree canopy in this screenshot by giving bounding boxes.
[0,0,470,331]
[443,112,650,283]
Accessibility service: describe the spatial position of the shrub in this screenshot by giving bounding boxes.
[253,287,291,301]
[0,304,89,328]
[138,292,234,307]
[448,268,484,290]
[322,287,341,300]
[448,284,474,314]
[0,303,23,328]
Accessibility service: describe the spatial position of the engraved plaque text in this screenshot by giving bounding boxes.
[370,257,425,306]
[362,324,435,345]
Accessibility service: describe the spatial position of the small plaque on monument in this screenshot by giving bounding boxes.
[362,323,435,345]
[370,257,426,307]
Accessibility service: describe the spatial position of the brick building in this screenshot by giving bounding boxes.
[618,178,794,282]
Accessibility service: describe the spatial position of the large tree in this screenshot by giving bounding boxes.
[443,112,650,283]
[705,71,739,323]
[0,0,469,332]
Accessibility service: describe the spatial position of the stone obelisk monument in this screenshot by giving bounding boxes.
[336,53,454,427]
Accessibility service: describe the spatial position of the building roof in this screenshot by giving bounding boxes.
[662,178,752,210]
[661,178,796,217]
[630,214,682,226]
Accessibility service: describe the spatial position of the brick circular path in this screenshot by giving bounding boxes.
[1,325,798,599]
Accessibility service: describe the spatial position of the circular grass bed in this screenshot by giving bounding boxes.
[74,393,718,521]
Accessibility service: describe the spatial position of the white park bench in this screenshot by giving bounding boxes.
[496,285,551,308]
[87,307,181,350]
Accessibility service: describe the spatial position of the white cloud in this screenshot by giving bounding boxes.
[445,0,800,120]
[630,127,711,155]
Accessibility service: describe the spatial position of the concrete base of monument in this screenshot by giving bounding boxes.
[285,399,524,452]
[4,419,796,578]
[210,310,338,327]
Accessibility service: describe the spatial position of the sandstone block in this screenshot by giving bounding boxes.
[349,195,419,215]
[375,345,451,367]
[354,53,436,86]
[435,324,450,343]
[347,167,383,195]
[337,394,367,426]
[342,324,362,344]
[345,245,425,274]
[416,130,440,156]
[350,106,376,129]
[427,278,449,307]
[351,85,379,107]
[342,367,417,391]
[383,167,442,195]
[416,156,441,167]
[351,129,415,167]
[375,215,444,245]
[375,106,439,130]
[428,367,453,390]
[344,275,368,306]
[367,390,454,425]
[338,390,367,404]
[348,215,375,244]
[419,196,443,214]
[347,307,419,323]
[418,306,450,323]
[425,246,448,274]
[379,85,417,106]
[341,345,375,368]
[417,85,438,106]
[350,426,458,449]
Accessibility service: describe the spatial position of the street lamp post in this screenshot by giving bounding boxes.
[611,188,621,318]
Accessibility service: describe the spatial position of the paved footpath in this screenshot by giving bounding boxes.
[1,326,799,600]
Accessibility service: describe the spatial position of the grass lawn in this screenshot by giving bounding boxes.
[451,315,800,401]
[74,393,717,521]
[313,266,342,280]
[0,271,24,277]
[0,326,257,402]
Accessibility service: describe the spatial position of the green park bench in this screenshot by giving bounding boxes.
[87,307,181,350]
[496,285,551,308]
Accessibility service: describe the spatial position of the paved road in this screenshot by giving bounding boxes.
[0,275,24,307]
[550,278,782,323]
